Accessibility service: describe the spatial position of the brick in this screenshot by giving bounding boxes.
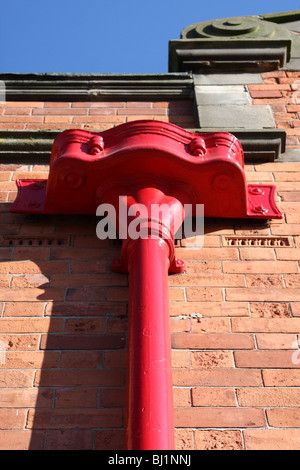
[172,350,190,368]
[250,90,282,98]
[45,430,93,450]
[175,429,194,450]
[0,261,68,274]
[191,351,233,368]
[186,288,223,301]
[190,318,230,333]
[54,388,97,408]
[4,302,45,317]
[1,351,59,369]
[0,370,34,387]
[169,301,249,317]
[65,287,105,301]
[244,429,300,450]
[100,388,126,407]
[13,247,50,260]
[171,317,189,333]
[27,408,123,429]
[226,288,300,302]
[256,334,296,349]
[222,261,298,274]
[0,317,62,333]
[44,116,72,124]
[237,387,300,407]
[169,273,244,287]
[72,116,126,123]
[104,350,127,369]
[60,351,103,369]
[195,430,243,450]
[0,335,39,351]
[192,388,236,407]
[172,369,262,387]
[255,162,300,172]
[0,430,45,450]
[0,388,53,407]
[291,303,300,316]
[232,318,300,332]
[95,430,124,450]
[173,388,191,407]
[0,288,65,302]
[267,408,300,427]
[175,247,239,260]
[172,333,254,350]
[245,274,284,287]
[45,301,126,317]
[32,108,86,115]
[274,172,300,181]
[40,333,126,350]
[0,409,27,429]
[34,369,125,387]
[279,191,300,201]
[284,274,300,287]
[50,273,127,287]
[118,107,166,115]
[263,370,300,386]
[1,102,44,108]
[276,248,300,260]
[238,248,275,260]
[11,274,50,288]
[0,248,12,260]
[234,350,299,368]
[174,407,265,428]
[64,318,106,333]
[271,223,300,235]
[70,260,106,273]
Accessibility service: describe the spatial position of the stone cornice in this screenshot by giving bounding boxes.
[0,128,286,163]
[0,73,194,102]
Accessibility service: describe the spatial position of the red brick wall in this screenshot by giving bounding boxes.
[0,101,195,131]
[0,97,300,450]
[249,71,300,148]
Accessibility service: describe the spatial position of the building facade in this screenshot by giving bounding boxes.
[0,10,300,450]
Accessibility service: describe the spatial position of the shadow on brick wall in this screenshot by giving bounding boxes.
[0,211,128,450]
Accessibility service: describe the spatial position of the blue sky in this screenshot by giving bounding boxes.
[1,0,300,73]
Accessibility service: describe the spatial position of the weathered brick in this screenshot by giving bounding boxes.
[237,387,300,407]
[34,369,125,387]
[244,429,300,450]
[267,408,300,427]
[195,430,243,450]
[172,333,254,350]
[191,351,233,368]
[0,430,45,450]
[54,388,97,408]
[232,318,300,332]
[226,288,300,302]
[0,388,53,407]
[263,369,300,386]
[192,388,236,407]
[169,301,249,317]
[234,350,299,368]
[45,430,93,450]
[172,369,262,387]
[174,407,265,428]
[27,408,123,429]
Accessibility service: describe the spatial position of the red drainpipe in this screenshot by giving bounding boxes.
[10,120,282,450]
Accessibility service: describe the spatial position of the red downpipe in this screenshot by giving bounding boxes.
[125,237,174,450]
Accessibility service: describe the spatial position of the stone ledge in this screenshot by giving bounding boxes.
[0,73,194,102]
[0,128,286,163]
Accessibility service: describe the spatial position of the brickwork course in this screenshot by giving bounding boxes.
[1,10,300,451]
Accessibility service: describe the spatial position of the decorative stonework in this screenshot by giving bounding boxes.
[181,16,279,39]
[169,14,300,73]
